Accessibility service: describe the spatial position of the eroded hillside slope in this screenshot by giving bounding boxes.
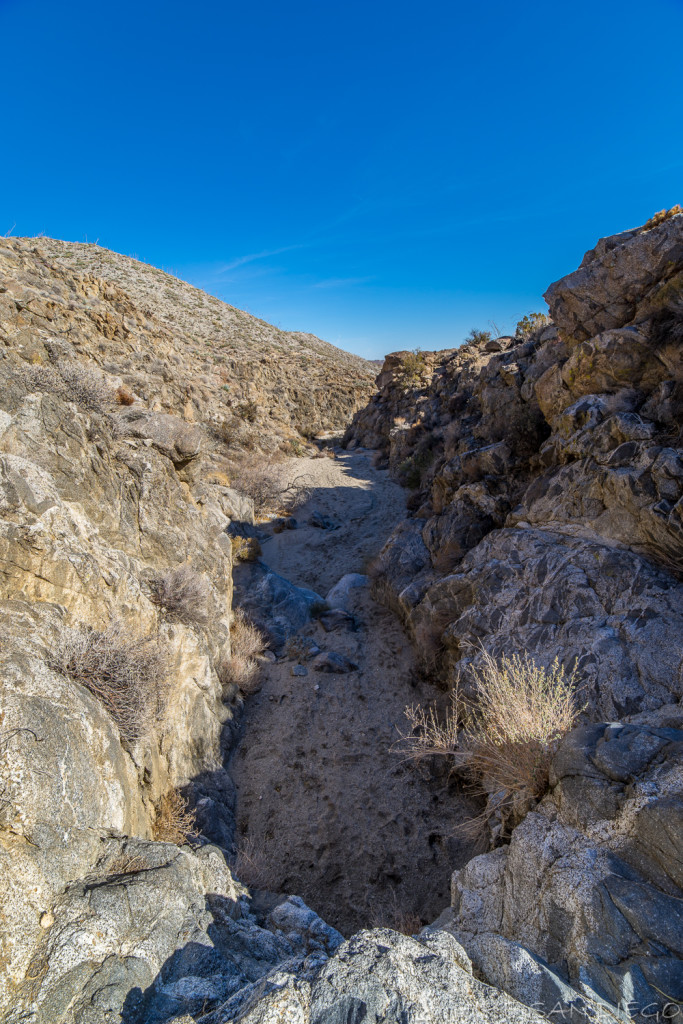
[1,237,375,450]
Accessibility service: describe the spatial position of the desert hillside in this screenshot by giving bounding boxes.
[0,214,681,1024]
[1,237,375,453]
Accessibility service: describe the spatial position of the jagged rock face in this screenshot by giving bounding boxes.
[0,237,375,452]
[344,213,683,1019]
[544,212,683,343]
[448,715,683,1017]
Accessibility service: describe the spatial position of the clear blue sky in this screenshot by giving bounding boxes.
[2,0,682,359]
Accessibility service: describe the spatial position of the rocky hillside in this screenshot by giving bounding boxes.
[1,237,375,452]
[345,210,683,1018]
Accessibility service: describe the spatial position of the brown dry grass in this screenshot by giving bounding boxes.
[231,835,273,889]
[107,852,150,875]
[230,535,262,562]
[643,204,682,230]
[50,621,168,742]
[397,650,582,832]
[218,609,266,694]
[152,788,197,845]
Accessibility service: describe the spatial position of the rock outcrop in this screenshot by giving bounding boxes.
[344,211,683,1020]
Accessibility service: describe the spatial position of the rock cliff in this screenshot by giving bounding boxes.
[344,211,683,1019]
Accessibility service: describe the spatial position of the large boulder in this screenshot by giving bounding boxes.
[448,718,683,1020]
[200,929,547,1024]
[544,212,683,343]
[413,526,683,719]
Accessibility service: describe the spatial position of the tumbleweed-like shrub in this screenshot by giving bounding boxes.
[152,788,197,845]
[229,456,310,518]
[149,565,210,625]
[217,609,266,695]
[398,650,582,832]
[18,360,114,411]
[50,621,168,742]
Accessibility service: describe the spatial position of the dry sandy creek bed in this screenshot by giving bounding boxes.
[228,448,482,936]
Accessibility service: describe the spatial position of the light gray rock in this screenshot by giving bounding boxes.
[200,929,547,1024]
[232,561,324,650]
[325,573,368,610]
[414,526,683,719]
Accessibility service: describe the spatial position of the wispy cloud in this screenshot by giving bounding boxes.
[217,243,304,274]
[313,275,374,289]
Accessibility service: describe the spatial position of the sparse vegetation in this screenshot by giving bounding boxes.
[231,834,272,889]
[515,312,549,338]
[50,621,168,742]
[464,328,492,346]
[218,609,266,694]
[643,204,682,231]
[115,385,135,405]
[398,349,427,388]
[18,360,114,411]
[229,456,311,518]
[230,535,262,562]
[398,650,582,834]
[148,565,210,625]
[152,788,197,845]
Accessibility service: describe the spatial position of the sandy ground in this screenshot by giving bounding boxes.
[229,449,482,935]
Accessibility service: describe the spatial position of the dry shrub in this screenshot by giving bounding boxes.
[218,609,266,694]
[149,565,210,625]
[231,835,272,889]
[115,385,135,405]
[643,204,682,230]
[398,349,427,388]
[152,788,197,845]
[230,535,262,562]
[18,360,114,411]
[50,621,168,742]
[398,650,582,833]
[230,456,310,518]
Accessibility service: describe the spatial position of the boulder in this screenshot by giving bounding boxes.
[544,213,683,343]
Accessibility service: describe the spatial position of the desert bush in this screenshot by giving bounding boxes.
[236,400,258,423]
[18,360,114,411]
[398,650,582,833]
[229,457,310,518]
[231,835,272,889]
[515,312,549,338]
[50,621,168,742]
[230,535,262,562]
[643,203,682,231]
[398,349,427,388]
[464,328,492,346]
[149,565,210,625]
[397,445,435,490]
[115,385,135,405]
[152,788,197,845]
[218,609,266,694]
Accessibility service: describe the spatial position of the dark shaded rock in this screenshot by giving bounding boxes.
[312,651,359,673]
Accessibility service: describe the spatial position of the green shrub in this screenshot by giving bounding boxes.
[515,312,549,338]
[464,328,492,346]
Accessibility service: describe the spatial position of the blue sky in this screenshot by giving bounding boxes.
[1,0,682,359]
